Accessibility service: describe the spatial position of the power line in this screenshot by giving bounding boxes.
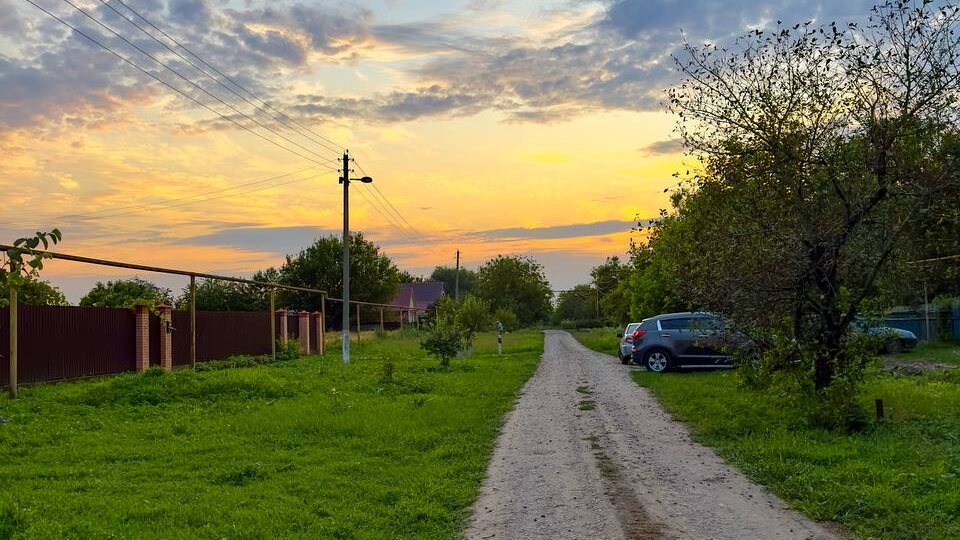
[353,157,429,242]
[0,166,320,228]
[23,0,336,169]
[93,0,344,157]
[352,186,422,246]
[105,0,347,155]
[60,0,341,167]
[2,170,335,232]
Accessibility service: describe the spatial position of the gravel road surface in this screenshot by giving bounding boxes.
[465,330,838,540]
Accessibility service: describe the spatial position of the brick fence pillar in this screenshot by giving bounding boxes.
[157,304,173,371]
[134,305,149,372]
[276,309,288,344]
[298,311,310,354]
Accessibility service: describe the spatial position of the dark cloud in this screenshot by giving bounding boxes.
[641,139,684,155]
[469,220,642,241]
[1,0,890,134]
[183,226,339,255]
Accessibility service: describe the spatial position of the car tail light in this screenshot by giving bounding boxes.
[632,329,646,340]
[625,337,634,344]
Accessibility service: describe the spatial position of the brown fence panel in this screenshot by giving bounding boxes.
[1,305,136,385]
[286,314,300,341]
[172,310,192,367]
[149,313,161,367]
[196,311,272,362]
[0,307,8,386]
[309,313,320,353]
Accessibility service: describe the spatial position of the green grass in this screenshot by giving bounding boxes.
[0,331,543,539]
[567,327,621,357]
[894,341,960,365]
[631,368,960,539]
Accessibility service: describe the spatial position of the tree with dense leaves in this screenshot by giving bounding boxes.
[277,233,401,312]
[175,279,269,311]
[590,256,631,324]
[0,275,67,307]
[80,278,172,309]
[664,0,960,414]
[430,265,477,297]
[554,284,598,324]
[475,255,552,325]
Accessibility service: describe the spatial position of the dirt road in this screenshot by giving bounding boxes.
[465,330,837,540]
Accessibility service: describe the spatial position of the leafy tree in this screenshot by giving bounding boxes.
[277,233,401,312]
[0,274,67,307]
[590,256,631,324]
[554,284,598,323]
[430,266,477,298]
[626,240,687,322]
[456,295,493,333]
[1,230,66,308]
[493,307,520,332]
[399,270,424,283]
[420,315,465,367]
[175,279,269,311]
[475,255,552,325]
[665,0,960,416]
[80,278,172,309]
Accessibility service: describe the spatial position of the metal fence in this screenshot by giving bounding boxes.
[0,305,137,386]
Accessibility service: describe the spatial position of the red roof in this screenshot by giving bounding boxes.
[390,281,445,310]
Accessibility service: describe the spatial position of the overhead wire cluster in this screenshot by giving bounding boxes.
[13,0,437,251]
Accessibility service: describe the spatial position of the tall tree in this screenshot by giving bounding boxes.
[666,0,960,401]
[0,274,67,307]
[175,279,269,311]
[278,233,401,312]
[430,265,477,297]
[475,255,552,325]
[80,278,172,309]
[554,284,598,323]
[590,256,631,324]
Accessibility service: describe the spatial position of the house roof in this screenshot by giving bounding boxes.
[390,281,445,310]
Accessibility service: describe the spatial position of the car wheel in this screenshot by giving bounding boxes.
[621,355,630,365]
[885,339,904,354]
[644,350,671,373]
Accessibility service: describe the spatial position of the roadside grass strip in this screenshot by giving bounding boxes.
[0,331,543,539]
[631,368,960,539]
[568,328,620,357]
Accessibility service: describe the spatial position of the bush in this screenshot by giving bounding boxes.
[420,317,466,367]
[276,339,301,361]
[458,295,493,333]
[493,307,519,331]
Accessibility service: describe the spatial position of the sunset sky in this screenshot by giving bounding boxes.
[0,0,875,302]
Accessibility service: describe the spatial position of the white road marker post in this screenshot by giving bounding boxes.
[497,320,504,356]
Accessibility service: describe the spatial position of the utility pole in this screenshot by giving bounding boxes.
[341,150,352,365]
[339,150,374,366]
[455,250,461,300]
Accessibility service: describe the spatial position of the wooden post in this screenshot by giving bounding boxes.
[319,294,326,356]
[356,303,361,343]
[379,308,384,336]
[875,399,884,420]
[270,289,276,362]
[190,275,197,369]
[8,287,17,399]
[399,310,404,340]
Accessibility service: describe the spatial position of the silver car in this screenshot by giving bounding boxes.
[616,322,643,364]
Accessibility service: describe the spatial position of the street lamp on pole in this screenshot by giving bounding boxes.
[341,149,373,366]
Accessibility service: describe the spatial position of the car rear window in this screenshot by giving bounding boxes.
[625,323,640,335]
[659,318,692,330]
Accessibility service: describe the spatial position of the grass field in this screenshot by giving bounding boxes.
[631,368,960,539]
[567,327,620,357]
[895,341,960,365]
[0,331,543,539]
